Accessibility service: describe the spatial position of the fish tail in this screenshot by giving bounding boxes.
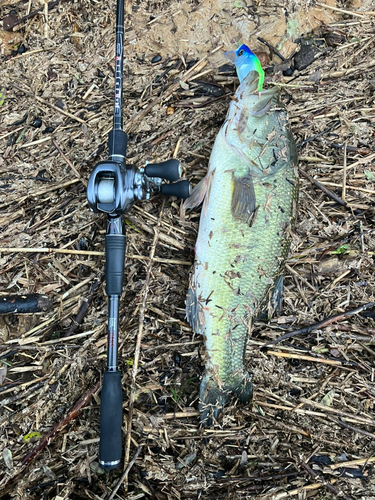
[233,373,254,404]
[199,372,253,426]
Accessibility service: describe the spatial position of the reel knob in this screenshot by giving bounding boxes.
[161,180,191,200]
[145,159,181,182]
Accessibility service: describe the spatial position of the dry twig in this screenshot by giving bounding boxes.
[107,445,143,500]
[269,302,375,344]
[301,461,353,500]
[123,201,164,479]
[21,380,100,465]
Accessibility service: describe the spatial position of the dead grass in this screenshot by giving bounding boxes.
[0,0,375,498]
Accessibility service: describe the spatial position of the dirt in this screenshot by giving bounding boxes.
[130,0,338,62]
[0,0,375,499]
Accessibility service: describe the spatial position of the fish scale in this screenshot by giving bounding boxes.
[185,68,298,424]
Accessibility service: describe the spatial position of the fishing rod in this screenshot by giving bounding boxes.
[87,0,190,470]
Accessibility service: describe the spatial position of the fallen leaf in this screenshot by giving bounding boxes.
[2,448,13,469]
[321,390,335,406]
[0,365,7,385]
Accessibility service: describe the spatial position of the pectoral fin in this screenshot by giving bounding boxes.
[231,174,257,224]
[183,169,215,210]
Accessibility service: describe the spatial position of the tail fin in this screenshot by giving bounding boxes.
[199,373,253,426]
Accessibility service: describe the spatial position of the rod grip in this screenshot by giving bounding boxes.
[108,129,127,158]
[105,233,126,296]
[99,370,122,470]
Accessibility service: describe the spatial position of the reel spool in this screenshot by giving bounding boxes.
[97,178,115,204]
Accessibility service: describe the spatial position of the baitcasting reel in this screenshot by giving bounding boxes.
[87,131,190,216]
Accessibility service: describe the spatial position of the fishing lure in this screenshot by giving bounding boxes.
[224,44,265,90]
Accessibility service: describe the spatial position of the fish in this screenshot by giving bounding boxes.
[183,45,298,425]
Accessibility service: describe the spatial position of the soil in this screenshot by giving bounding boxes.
[0,0,375,499]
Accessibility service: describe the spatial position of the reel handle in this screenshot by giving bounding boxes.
[161,179,191,199]
[145,159,181,182]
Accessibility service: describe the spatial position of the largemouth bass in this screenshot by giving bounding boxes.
[184,45,298,424]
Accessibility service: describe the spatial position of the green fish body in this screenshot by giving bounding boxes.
[184,71,298,424]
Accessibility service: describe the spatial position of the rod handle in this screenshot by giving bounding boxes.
[105,233,126,296]
[108,129,127,158]
[99,370,122,470]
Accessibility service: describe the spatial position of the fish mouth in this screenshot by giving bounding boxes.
[224,50,236,64]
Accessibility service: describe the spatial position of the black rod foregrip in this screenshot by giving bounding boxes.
[105,233,126,296]
[108,129,127,159]
[99,370,122,470]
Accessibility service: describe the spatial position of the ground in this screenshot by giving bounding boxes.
[0,0,375,498]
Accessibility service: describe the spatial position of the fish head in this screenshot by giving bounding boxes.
[224,44,264,90]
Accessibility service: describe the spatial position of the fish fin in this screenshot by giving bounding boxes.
[199,375,231,427]
[183,169,215,210]
[258,275,283,321]
[271,275,284,315]
[183,175,208,209]
[233,373,253,404]
[224,50,236,64]
[199,372,253,426]
[183,175,207,209]
[231,174,256,224]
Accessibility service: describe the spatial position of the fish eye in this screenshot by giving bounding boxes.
[238,49,244,56]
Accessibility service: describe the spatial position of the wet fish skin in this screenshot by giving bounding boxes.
[184,70,298,425]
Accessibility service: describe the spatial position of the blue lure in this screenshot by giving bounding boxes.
[224,44,265,90]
